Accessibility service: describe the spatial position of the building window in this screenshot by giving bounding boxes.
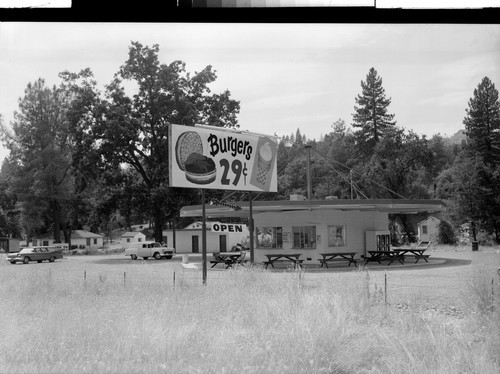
[138,238,142,242]
[43,240,49,246]
[422,225,428,234]
[86,238,90,246]
[257,227,283,248]
[126,238,130,243]
[292,226,316,249]
[328,225,346,247]
[94,238,97,244]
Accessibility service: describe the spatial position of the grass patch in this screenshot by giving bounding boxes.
[1,264,499,373]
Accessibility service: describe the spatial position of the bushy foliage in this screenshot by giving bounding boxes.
[437,220,458,245]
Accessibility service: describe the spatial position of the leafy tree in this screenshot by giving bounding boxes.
[312,119,357,199]
[354,128,431,200]
[1,79,74,243]
[65,42,240,242]
[0,160,22,238]
[352,67,396,154]
[435,154,485,242]
[464,76,500,166]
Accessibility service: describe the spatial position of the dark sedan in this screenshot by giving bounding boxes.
[7,247,63,264]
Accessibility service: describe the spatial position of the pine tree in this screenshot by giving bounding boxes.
[352,67,396,153]
[464,76,500,166]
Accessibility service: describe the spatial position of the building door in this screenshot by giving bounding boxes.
[192,235,199,253]
[219,235,227,252]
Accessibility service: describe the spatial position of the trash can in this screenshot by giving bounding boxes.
[472,241,479,251]
[182,254,189,264]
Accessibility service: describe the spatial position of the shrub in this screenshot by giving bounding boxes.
[437,220,457,245]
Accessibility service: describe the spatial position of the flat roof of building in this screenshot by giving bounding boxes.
[180,199,446,218]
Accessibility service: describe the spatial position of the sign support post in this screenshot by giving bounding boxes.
[249,191,254,264]
[202,189,207,285]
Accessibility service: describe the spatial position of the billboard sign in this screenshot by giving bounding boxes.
[169,124,278,192]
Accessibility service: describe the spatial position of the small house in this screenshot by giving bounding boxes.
[31,230,104,250]
[121,231,147,247]
[417,216,441,243]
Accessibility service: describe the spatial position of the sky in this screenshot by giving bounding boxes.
[1,22,500,164]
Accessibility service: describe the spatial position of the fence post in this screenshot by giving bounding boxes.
[492,278,495,312]
[384,270,388,306]
[173,271,176,290]
[123,272,126,289]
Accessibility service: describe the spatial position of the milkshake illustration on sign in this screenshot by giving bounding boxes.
[256,141,274,185]
[257,141,274,185]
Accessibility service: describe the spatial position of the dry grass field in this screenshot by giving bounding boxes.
[0,244,499,373]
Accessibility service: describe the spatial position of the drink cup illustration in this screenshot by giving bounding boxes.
[257,141,274,185]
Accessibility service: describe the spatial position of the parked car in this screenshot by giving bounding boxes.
[7,246,64,264]
[125,241,175,260]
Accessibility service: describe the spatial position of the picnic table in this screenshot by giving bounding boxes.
[264,253,303,269]
[210,251,246,269]
[391,248,429,263]
[318,252,358,268]
[365,250,405,265]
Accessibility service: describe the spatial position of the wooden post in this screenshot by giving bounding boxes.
[202,189,207,285]
[384,271,388,306]
[249,191,254,264]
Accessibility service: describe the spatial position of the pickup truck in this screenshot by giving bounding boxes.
[125,241,175,260]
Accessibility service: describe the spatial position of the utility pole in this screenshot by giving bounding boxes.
[350,170,353,199]
[305,144,312,200]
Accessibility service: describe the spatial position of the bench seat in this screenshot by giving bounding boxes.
[318,258,358,267]
[264,259,304,269]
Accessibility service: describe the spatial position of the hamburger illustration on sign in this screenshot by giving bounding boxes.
[175,131,217,185]
[169,124,277,192]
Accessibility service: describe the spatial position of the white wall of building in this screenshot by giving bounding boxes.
[417,216,440,243]
[121,232,147,248]
[163,226,249,254]
[253,209,389,264]
[31,236,103,250]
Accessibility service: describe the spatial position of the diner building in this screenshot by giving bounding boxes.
[162,221,249,254]
[180,198,446,266]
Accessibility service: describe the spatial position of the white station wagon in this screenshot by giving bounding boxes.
[125,241,175,260]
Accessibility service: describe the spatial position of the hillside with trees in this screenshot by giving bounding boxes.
[1,46,499,244]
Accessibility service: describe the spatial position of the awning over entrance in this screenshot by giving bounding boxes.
[180,199,446,218]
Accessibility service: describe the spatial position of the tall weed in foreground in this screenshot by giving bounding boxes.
[0,267,498,373]
[460,265,500,368]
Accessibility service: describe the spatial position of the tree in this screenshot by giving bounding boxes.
[1,79,74,243]
[66,42,241,242]
[464,76,500,166]
[354,128,431,200]
[0,160,22,238]
[436,153,500,241]
[352,67,396,154]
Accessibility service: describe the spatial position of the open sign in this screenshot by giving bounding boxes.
[211,223,244,233]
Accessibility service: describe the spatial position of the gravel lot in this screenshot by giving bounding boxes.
[2,245,499,310]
